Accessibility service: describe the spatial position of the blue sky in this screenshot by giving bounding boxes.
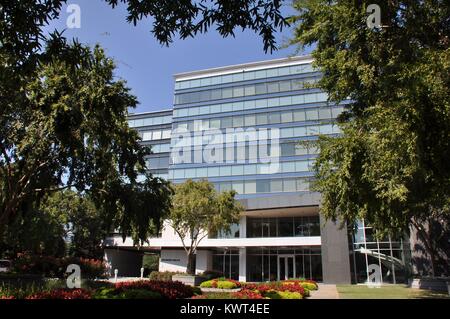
[45,0,310,113]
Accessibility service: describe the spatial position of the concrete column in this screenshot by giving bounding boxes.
[239,247,246,282]
[320,214,352,284]
[239,216,247,238]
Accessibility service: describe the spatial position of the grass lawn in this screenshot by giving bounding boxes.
[336,284,450,299]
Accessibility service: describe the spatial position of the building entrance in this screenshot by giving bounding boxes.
[278,255,295,280]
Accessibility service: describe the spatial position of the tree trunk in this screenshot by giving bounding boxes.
[186,252,196,275]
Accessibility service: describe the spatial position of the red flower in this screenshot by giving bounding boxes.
[26,289,91,299]
[115,280,194,299]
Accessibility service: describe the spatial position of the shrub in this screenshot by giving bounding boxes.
[148,271,183,281]
[11,254,107,279]
[199,280,214,288]
[115,280,194,299]
[26,288,91,299]
[264,290,302,299]
[216,281,237,289]
[200,278,241,289]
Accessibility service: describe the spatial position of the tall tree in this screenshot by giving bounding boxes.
[0,0,288,244]
[168,179,242,275]
[289,1,450,275]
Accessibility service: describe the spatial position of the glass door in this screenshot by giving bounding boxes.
[277,255,295,280]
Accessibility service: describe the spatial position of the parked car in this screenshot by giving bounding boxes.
[0,260,12,273]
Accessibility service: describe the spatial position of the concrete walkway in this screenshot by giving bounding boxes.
[309,284,339,299]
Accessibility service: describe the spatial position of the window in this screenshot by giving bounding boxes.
[245,181,256,194]
[142,131,152,141]
[268,112,281,124]
[291,79,303,90]
[282,162,296,173]
[270,180,283,192]
[207,166,220,177]
[280,127,293,138]
[244,115,256,126]
[256,180,270,193]
[233,86,244,97]
[211,89,222,100]
[293,110,305,122]
[294,126,307,137]
[256,114,268,125]
[233,116,244,128]
[283,179,296,192]
[221,117,233,129]
[210,119,220,129]
[221,182,232,192]
[295,161,309,171]
[162,130,171,139]
[232,181,244,194]
[306,109,319,121]
[196,167,207,177]
[222,87,233,99]
[279,80,291,92]
[281,111,293,123]
[255,83,267,95]
[278,218,294,237]
[267,82,279,93]
[244,85,256,96]
[319,108,332,119]
[231,165,244,176]
[219,166,232,176]
[152,131,162,140]
[210,104,221,114]
[295,144,308,155]
[296,179,309,191]
[281,143,295,156]
[200,90,210,102]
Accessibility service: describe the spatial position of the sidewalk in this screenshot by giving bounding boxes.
[309,284,339,299]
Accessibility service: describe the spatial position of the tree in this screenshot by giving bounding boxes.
[0,0,288,244]
[168,179,242,275]
[289,1,450,275]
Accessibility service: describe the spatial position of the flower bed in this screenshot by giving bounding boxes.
[200,278,241,289]
[113,280,194,299]
[11,254,108,279]
[26,289,91,299]
[0,279,194,299]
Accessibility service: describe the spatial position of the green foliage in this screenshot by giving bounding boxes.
[2,0,284,248]
[216,281,238,289]
[168,179,243,274]
[104,0,288,53]
[289,1,450,254]
[263,290,303,299]
[142,254,160,273]
[199,280,214,288]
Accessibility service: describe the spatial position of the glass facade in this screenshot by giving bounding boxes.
[247,216,320,237]
[246,247,322,282]
[349,220,411,284]
[212,249,240,280]
[125,58,357,283]
[175,63,317,90]
[129,110,173,179]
